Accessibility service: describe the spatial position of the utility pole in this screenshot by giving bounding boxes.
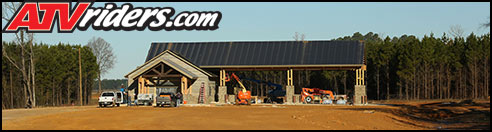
[79,48,83,106]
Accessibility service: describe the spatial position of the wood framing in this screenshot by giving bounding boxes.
[126,50,216,104]
[287,69,294,86]
[181,76,191,95]
[220,69,226,86]
[355,66,366,86]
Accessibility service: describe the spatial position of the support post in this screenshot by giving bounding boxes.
[181,76,189,94]
[361,66,365,85]
[286,69,294,104]
[287,69,293,86]
[218,69,227,103]
[356,68,359,85]
[354,66,367,105]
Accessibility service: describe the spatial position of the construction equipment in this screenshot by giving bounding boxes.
[239,77,285,104]
[225,73,251,105]
[301,88,347,104]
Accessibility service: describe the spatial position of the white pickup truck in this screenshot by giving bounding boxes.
[136,93,153,106]
[98,91,124,107]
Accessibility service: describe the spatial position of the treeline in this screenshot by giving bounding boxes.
[92,79,128,91]
[2,42,98,109]
[336,32,490,100]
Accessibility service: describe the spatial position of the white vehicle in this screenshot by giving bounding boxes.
[136,94,153,106]
[98,91,124,107]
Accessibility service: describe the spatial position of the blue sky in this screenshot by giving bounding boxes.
[2,2,490,79]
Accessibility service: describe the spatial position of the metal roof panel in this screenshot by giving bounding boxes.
[145,40,365,67]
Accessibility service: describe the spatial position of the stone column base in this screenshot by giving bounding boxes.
[228,95,236,104]
[218,86,227,103]
[285,85,295,104]
[354,85,367,105]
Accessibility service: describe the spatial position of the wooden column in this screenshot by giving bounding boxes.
[220,69,226,86]
[364,65,366,85]
[355,67,366,86]
[138,76,142,94]
[181,76,189,94]
[362,66,365,85]
[356,69,359,85]
[355,65,367,105]
[287,69,293,86]
[145,79,150,94]
[138,77,149,94]
[286,68,294,104]
[218,69,227,103]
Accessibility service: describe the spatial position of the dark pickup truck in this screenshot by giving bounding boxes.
[155,87,178,107]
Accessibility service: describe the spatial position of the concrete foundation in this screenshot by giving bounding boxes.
[354,85,367,105]
[218,86,227,103]
[227,95,236,104]
[285,85,295,104]
[293,94,301,104]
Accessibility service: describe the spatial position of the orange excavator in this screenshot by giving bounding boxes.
[225,73,252,105]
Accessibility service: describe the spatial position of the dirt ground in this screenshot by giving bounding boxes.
[2,100,489,130]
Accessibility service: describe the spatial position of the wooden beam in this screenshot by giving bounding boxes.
[160,78,183,81]
[142,74,183,78]
[161,63,165,75]
[163,69,173,76]
[151,68,162,76]
[165,74,183,77]
[147,78,158,86]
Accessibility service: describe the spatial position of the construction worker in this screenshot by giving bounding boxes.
[347,90,354,105]
[176,92,182,107]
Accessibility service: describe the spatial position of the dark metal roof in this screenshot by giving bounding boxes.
[145,40,364,68]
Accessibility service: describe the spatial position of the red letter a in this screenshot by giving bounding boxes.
[4,3,42,31]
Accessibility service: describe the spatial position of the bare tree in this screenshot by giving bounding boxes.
[448,25,465,38]
[2,2,36,108]
[293,32,305,42]
[293,32,311,89]
[87,37,116,93]
[481,16,490,28]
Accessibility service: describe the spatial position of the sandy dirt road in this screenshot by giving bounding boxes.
[2,102,488,130]
[2,104,421,130]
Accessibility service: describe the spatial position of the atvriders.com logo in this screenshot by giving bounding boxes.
[2,2,222,33]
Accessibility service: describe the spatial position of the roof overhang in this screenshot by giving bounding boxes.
[125,50,216,80]
[199,64,364,71]
[200,64,364,68]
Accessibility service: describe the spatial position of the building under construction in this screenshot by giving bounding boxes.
[125,40,367,105]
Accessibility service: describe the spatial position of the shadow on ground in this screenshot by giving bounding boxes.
[335,100,490,130]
